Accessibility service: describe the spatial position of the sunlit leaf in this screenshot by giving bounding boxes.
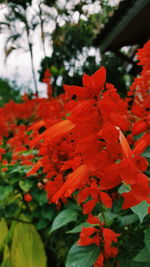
[10,222,47,267]
[0,218,8,250]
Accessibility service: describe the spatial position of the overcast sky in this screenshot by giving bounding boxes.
[0,32,49,96]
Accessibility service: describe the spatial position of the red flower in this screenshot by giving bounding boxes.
[83,199,97,214]
[99,192,112,209]
[78,227,100,246]
[94,253,104,267]
[82,66,106,97]
[24,193,32,202]
[52,164,89,203]
[27,160,43,176]
[30,120,75,146]
[102,228,120,258]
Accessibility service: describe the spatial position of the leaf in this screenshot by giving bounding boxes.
[99,211,117,226]
[118,184,130,194]
[119,214,138,226]
[0,259,11,267]
[36,218,49,230]
[119,254,150,267]
[51,65,59,75]
[0,185,13,201]
[5,203,19,218]
[65,201,81,211]
[134,247,150,262]
[41,204,56,221]
[66,222,91,234]
[32,189,47,206]
[4,46,16,60]
[10,222,47,267]
[3,245,10,261]
[65,243,99,267]
[1,245,11,267]
[17,150,38,156]
[10,165,31,174]
[50,209,78,233]
[19,180,33,192]
[142,147,150,158]
[131,201,149,223]
[144,228,150,252]
[0,218,8,250]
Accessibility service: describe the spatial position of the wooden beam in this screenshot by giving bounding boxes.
[99,0,149,53]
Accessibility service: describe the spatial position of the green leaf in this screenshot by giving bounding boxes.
[5,203,19,217]
[41,204,56,221]
[1,245,11,267]
[118,184,131,194]
[17,150,38,156]
[119,254,150,267]
[10,222,47,267]
[1,259,11,267]
[36,218,49,230]
[32,189,47,205]
[18,180,33,192]
[10,165,31,174]
[142,147,150,158]
[134,247,150,262]
[131,201,149,223]
[50,209,78,233]
[99,211,117,226]
[0,185,13,201]
[119,214,138,226]
[66,243,99,267]
[0,218,8,250]
[51,65,59,75]
[64,201,81,211]
[66,222,91,234]
[144,228,150,252]
[3,245,10,261]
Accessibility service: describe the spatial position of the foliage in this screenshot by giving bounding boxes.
[101,51,134,97]
[0,78,21,106]
[0,41,150,266]
[0,219,46,267]
[38,1,121,96]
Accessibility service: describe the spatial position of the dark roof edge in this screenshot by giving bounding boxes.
[94,0,149,52]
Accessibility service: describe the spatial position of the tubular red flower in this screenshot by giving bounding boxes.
[118,128,132,159]
[52,164,89,203]
[30,119,76,146]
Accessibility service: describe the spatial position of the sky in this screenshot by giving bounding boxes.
[0,0,120,97]
[0,32,49,96]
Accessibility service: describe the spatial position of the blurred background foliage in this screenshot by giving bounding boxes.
[0,0,132,100]
[0,78,21,106]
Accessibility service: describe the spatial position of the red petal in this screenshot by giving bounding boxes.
[100,192,112,208]
[52,164,89,203]
[64,85,89,98]
[77,187,89,204]
[92,67,106,96]
[83,199,97,214]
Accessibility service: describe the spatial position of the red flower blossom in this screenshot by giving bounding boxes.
[94,253,104,267]
[24,193,32,202]
[52,164,89,203]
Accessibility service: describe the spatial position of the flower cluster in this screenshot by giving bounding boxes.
[0,41,149,266]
